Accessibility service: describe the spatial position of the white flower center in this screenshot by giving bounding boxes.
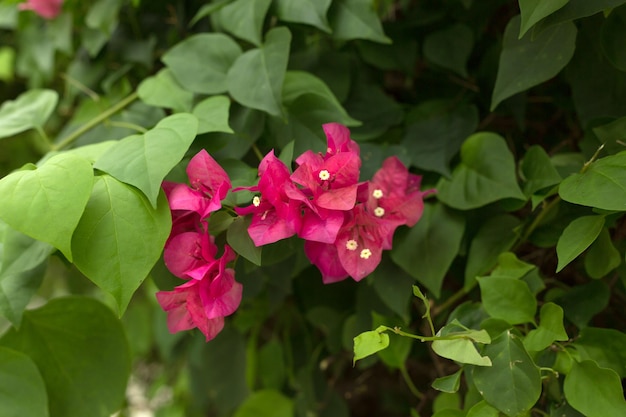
[326,147,333,154]
[374,207,385,217]
[372,189,383,199]
[360,248,372,259]
[252,196,261,207]
[318,169,330,181]
[346,239,358,251]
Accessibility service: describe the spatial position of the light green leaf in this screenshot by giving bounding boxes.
[477,276,537,325]
[0,47,15,82]
[556,215,605,272]
[71,175,171,315]
[491,16,576,110]
[0,153,93,261]
[466,400,500,417]
[329,0,391,44]
[437,132,526,209]
[523,302,568,351]
[217,0,272,46]
[431,338,492,367]
[137,68,193,112]
[584,227,621,278]
[0,221,53,327]
[472,331,541,417]
[0,347,48,417]
[233,390,293,417]
[391,202,465,298]
[162,33,242,94]
[564,360,626,417]
[94,113,198,207]
[518,0,569,38]
[227,216,262,266]
[432,369,463,393]
[423,24,473,77]
[521,145,562,196]
[0,297,130,417]
[193,95,233,134]
[0,89,58,139]
[227,27,291,117]
[275,0,332,32]
[559,151,626,211]
[353,326,390,364]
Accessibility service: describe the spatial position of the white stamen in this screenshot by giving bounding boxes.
[346,239,358,251]
[327,147,333,154]
[319,169,330,180]
[374,207,385,217]
[252,196,261,207]
[372,189,383,199]
[360,248,372,259]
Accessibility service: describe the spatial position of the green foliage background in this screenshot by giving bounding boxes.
[1,0,626,416]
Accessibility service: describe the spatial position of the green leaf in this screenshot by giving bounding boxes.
[391,202,465,298]
[344,83,403,141]
[353,326,390,364]
[0,89,58,139]
[523,302,568,351]
[491,252,535,280]
[0,221,53,327]
[71,175,171,315]
[227,27,291,117]
[0,297,131,417]
[556,280,610,329]
[540,0,626,29]
[189,0,231,27]
[584,227,621,278]
[521,145,562,196]
[227,216,262,266]
[275,0,332,32]
[564,360,626,417]
[432,369,463,393]
[477,276,537,325]
[371,260,414,321]
[0,347,48,417]
[0,153,93,261]
[233,390,294,417]
[431,337,492,367]
[593,116,626,149]
[258,340,286,389]
[193,95,234,134]
[137,68,193,112]
[94,113,199,207]
[600,4,626,71]
[402,104,479,177]
[437,132,526,209]
[466,400,500,417]
[465,214,521,288]
[518,0,569,38]
[556,215,605,272]
[575,327,626,377]
[329,0,391,44]
[162,33,242,94]
[491,16,576,111]
[423,24,474,77]
[372,313,412,368]
[217,0,272,46]
[472,331,541,417]
[559,152,626,211]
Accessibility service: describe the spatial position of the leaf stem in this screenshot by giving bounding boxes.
[52,91,139,151]
[399,364,423,400]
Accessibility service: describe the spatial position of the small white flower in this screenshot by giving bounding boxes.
[318,169,330,180]
[372,189,383,199]
[252,196,261,207]
[374,207,385,217]
[360,248,372,259]
[346,239,358,251]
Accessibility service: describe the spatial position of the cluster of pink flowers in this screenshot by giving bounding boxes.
[18,0,63,19]
[157,123,432,341]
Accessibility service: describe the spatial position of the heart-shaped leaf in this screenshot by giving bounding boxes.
[0,347,48,417]
[0,153,93,261]
[192,95,234,134]
[0,89,58,139]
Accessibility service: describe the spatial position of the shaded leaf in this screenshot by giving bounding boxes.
[137,68,193,112]
[555,280,609,329]
[564,360,626,417]
[523,302,568,351]
[584,227,621,278]
[518,0,569,38]
[432,369,463,393]
[193,95,234,134]
[275,0,332,32]
[329,0,391,44]
[227,216,262,266]
[575,327,626,377]
[0,347,48,417]
[0,89,57,139]
[217,0,272,46]
[521,145,562,197]
[233,390,293,417]
[600,4,626,71]
[556,215,604,272]
[477,276,536,325]
[423,24,473,77]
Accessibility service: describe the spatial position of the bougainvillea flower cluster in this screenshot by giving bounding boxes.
[158,123,432,340]
[18,0,63,19]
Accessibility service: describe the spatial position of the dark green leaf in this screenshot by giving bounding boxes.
[0,153,93,261]
[472,331,541,417]
[162,33,242,94]
[584,227,621,278]
[137,68,193,112]
[0,89,58,139]
[477,276,537,325]
[540,0,626,29]
[466,400,500,417]
[329,0,391,44]
[217,0,272,46]
[593,116,626,149]
[564,360,626,417]
[344,83,403,141]
[523,302,568,351]
[234,390,294,417]
[189,0,231,27]
[372,313,412,368]
[432,369,463,393]
[71,175,171,315]
[556,280,609,329]
[423,24,473,77]
[556,215,604,272]
[94,113,199,207]
[258,340,286,389]
[601,5,626,71]
[371,260,414,321]
[227,216,262,266]
[227,27,291,117]
[437,133,526,209]
[275,0,332,32]
[0,297,130,417]
[391,202,465,298]
[0,347,48,417]
[518,0,569,38]
[491,16,576,110]
[574,327,626,377]
[521,145,562,196]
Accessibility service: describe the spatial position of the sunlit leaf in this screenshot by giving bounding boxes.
[523,302,568,351]
[0,347,48,417]
[564,360,626,417]
[353,326,390,363]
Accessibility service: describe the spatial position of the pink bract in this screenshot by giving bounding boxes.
[322,123,360,157]
[19,0,63,19]
[163,231,218,280]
